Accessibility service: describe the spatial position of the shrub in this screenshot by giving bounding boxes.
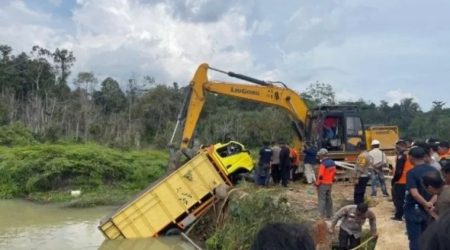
[0,143,167,199]
[206,184,303,250]
[0,123,37,146]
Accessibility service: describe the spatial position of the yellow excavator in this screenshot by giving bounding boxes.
[169,63,368,168]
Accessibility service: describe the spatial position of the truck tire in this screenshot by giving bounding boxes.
[230,169,252,184]
[165,227,181,236]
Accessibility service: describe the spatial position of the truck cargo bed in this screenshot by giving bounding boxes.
[99,152,227,239]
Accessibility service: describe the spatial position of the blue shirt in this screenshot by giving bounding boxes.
[259,146,272,164]
[404,164,439,210]
[303,148,318,164]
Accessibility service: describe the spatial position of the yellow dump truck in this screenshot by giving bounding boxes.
[365,125,400,174]
[98,141,254,239]
[365,125,399,154]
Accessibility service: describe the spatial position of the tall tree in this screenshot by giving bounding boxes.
[94,77,126,114]
[302,82,336,107]
[53,48,75,85]
[30,45,53,93]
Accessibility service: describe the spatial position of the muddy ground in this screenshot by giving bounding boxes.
[192,181,409,250]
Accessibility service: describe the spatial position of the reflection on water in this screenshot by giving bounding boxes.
[0,200,194,250]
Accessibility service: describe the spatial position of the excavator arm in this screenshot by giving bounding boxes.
[170,63,309,150]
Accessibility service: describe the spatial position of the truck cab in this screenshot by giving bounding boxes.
[210,141,254,182]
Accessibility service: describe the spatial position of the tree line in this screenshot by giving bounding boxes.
[0,44,448,149]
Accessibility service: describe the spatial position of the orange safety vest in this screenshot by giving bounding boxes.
[290,148,300,166]
[316,159,336,185]
[397,156,413,185]
[439,150,450,161]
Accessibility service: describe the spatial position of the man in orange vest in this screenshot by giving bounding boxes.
[289,147,300,181]
[438,141,450,161]
[315,148,337,219]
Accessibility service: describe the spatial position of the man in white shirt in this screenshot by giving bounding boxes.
[369,140,389,197]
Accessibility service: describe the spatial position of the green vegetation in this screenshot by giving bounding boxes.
[0,143,167,206]
[205,184,303,250]
[0,123,37,146]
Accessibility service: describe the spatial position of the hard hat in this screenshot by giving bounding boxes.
[317,148,328,156]
[371,140,380,146]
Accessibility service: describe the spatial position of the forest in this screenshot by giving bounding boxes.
[1,44,449,150]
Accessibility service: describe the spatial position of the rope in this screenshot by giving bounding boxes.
[216,187,245,225]
[349,235,376,250]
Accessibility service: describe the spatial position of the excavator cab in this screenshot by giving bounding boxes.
[307,106,366,155]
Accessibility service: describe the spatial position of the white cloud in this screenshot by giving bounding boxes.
[386,89,416,105]
[1,0,450,110]
[0,0,72,55]
[68,0,260,85]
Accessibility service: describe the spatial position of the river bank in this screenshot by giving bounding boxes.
[0,143,168,207]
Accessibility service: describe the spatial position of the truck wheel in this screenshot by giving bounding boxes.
[230,170,251,184]
[165,227,181,236]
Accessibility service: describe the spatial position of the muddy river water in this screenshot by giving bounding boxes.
[0,200,194,250]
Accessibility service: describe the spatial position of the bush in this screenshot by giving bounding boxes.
[0,123,37,146]
[0,143,167,199]
[206,184,303,250]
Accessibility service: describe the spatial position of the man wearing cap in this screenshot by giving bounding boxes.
[404,146,440,250]
[368,140,389,197]
[315,148,336,219]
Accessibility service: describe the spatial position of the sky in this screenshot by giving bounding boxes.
[1,0,449,110]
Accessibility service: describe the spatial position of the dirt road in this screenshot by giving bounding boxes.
[372,196,408,250]
[286,183,409,250]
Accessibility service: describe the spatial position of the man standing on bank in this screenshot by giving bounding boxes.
[315,148,336,219]
[369,140,389,197]
[391,140,412,221]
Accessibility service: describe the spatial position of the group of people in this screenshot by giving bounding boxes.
[255,140,332,189]
[353,138,450,250]
[254,138,450,250]
[255,140,300,187]
[253,143,378,250]
[390,139,449,250]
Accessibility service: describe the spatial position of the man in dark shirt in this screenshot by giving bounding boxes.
[404,146,440,250]
[256,141,272,186]
[279,141,291,187]
[391,140,409,220]
[303,144,318,184]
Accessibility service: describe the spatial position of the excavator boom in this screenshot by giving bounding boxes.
[171,63,309,150]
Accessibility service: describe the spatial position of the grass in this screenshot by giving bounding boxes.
[202,182,304,250]
[0,143,168,206]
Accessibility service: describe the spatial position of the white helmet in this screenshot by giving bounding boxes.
[371,139,380,146]
[317,148,329,156]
